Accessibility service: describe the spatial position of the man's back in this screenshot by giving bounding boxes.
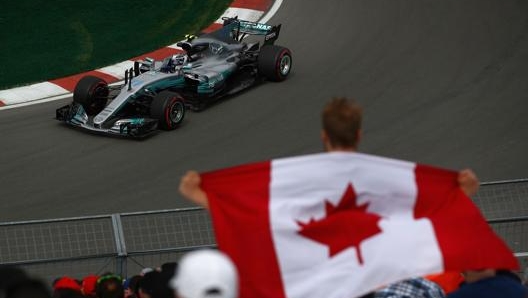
[447,273,527,298]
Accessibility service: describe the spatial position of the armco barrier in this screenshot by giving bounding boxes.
[1,180,527,283]
[0,208,215,282]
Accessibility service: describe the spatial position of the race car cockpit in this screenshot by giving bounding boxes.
[159,54,188,73]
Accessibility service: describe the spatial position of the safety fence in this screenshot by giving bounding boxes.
[0,179,527,283]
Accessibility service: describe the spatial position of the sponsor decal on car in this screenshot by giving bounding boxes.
[265,32,277,41]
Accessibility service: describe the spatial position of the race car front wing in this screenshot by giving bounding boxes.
[56,103,158,138]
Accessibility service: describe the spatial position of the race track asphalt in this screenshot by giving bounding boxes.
[1,0,528,221]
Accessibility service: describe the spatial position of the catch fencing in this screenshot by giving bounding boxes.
[0,179,527,283]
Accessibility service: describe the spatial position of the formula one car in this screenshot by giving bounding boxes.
[56,17,292,138]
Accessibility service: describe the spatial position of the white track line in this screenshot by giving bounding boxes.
[260,0,284,23]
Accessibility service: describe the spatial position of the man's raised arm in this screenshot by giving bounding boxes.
[179,171,209,209]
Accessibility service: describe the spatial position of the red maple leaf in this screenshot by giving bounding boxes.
[296,183,382,265]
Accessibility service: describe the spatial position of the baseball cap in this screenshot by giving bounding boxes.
[170,249,238,298]
[81,275,99,296]
[53,276,81,292]
[140,267,154,276]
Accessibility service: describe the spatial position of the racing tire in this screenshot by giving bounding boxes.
[150,91,186,130]
[258,45,292,82]
[73,76,109,116]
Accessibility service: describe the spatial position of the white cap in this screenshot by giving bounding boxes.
[170,249,238,298]
[140,267,154,275]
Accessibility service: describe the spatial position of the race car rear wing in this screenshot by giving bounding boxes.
[222,16,281,45]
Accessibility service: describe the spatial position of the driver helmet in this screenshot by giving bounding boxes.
[172,54,187,65]
[210,43,224,55]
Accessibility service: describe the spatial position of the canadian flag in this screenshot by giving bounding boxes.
[201,152,518,298]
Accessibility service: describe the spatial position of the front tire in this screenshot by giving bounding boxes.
[150,91,186,130]
[73,76,109,116]
[258,45,292,82]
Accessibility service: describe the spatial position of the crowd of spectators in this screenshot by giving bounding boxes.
[0,249,238,298]
[1,257,527,298]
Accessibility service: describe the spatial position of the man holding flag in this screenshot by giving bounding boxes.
[178,98,519,298]
[179,98,480,207]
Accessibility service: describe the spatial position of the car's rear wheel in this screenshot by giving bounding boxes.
[73,76,109,116]
[258,45,292,82]
[150,91,186,130]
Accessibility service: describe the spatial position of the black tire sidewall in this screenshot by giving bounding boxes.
[73,76,108,115]
[258,45,292,82]
[150,91,185,130]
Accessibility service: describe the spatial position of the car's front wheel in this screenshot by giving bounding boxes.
[150,91,186,130]
[73,76,109,116]
[258,45,292,82]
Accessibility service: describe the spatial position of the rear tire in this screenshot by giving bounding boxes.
[73,76,109,115]
[150,91,186,130]
[258,45,292,82]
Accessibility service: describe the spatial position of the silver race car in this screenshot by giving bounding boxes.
[56,17,293,138]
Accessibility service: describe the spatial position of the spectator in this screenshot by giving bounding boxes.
[7,278,52,298]
[0,265,28,291]
[320,96,362,152]
[124,275,141,298]
[96,274,124,298]
[140,268,154,276]
[179,97,479,208]
[374,277,446,298]
[160,262,178,297]
[425,271,464,295]
[52,289,85,298]
[1,266,51,298]
[160,262,177,281]
[161,262,177,272]
[169,249,238,298]
[81,274,98,298]
[53,276,81,292]
[447,269,528,298]
[136,270,171,298]
[52,276,83,298]
[319,97,478,196]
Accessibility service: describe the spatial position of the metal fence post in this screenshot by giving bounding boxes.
[111,214,127,276]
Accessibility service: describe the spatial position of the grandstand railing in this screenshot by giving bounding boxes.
[1,179,527,283]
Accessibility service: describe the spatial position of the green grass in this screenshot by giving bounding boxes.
[0,0,232,89]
